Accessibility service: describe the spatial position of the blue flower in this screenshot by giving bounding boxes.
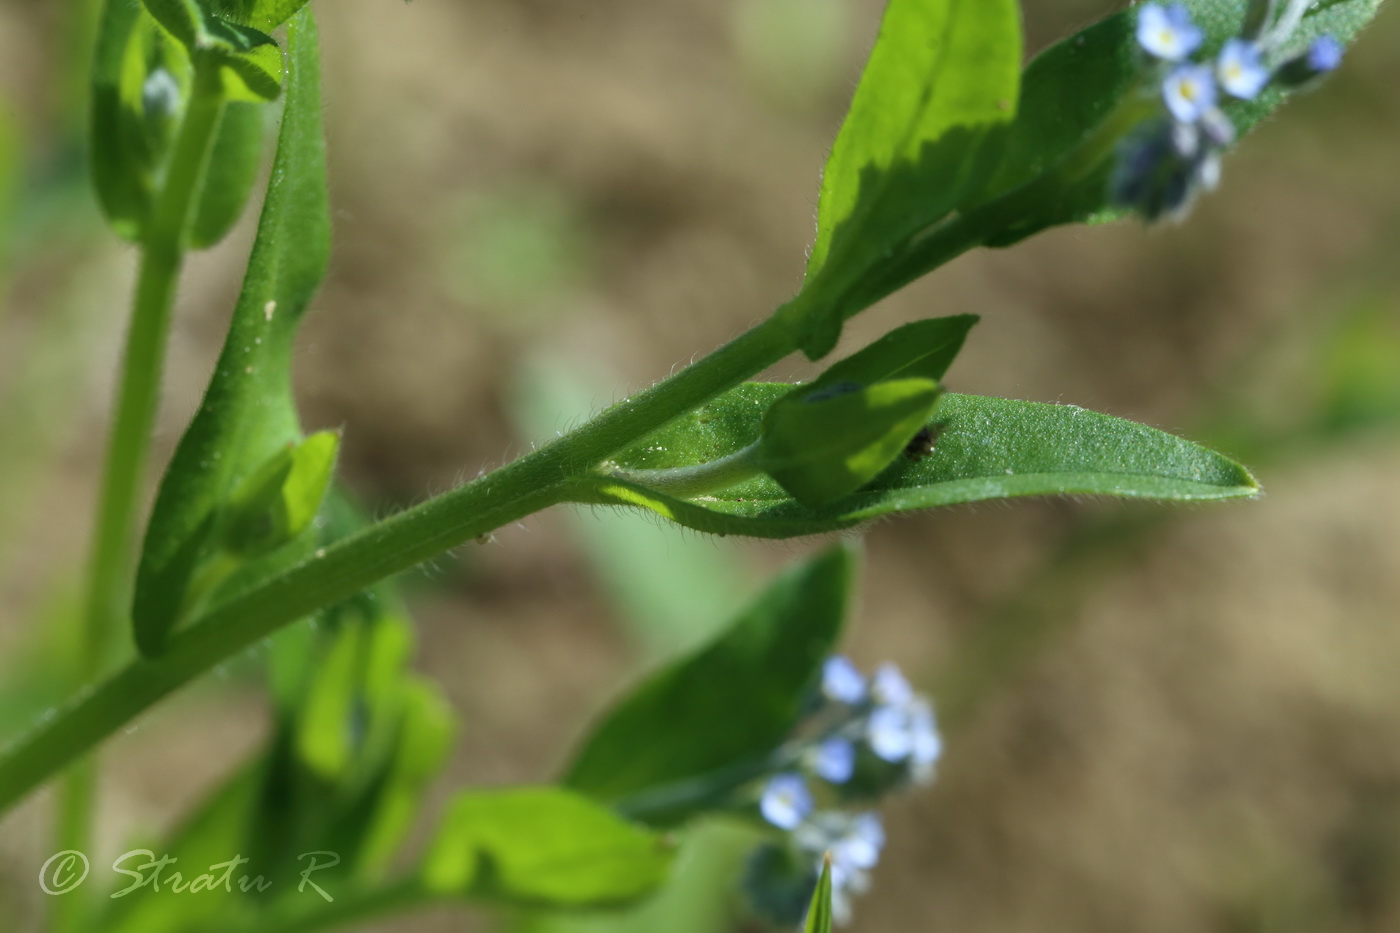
[870,663,913,706]
[831,812,885,874]
[1137,3,1204,61]
[1162,63,1218,123]
[810,736,856,784]
[821,656,867,705]
[1307,35,1344,72]
[759,773,814,830]
[867,704,914,762]
[1217,39,1270,99]
[794,811,887,925]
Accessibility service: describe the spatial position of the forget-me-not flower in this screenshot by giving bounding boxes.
[870,662,913,706]
[1162,63,1218,123]
[1136,3,1205,61]
[810,736,856,784]
[1218,39,1270,99]
[794,811,888,925]
[760,773,814,830]
[821,655,867,705]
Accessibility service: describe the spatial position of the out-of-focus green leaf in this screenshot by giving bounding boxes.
[422,788,675,907]
[572,385,1258,538]
[99,763,268,933]
[803,857,833,933]
[788,0,1020,357]
[189,100,262,247]
[354,678,456,878]
[294,619,366,780]
[512,822,762,933]
[757,378,943,507]
[563,546,853,822]
[91,0,154,240]
[133,6,327,656]
[967,0,1386,247]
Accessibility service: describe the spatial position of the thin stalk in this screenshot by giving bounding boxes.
[54,52,226,929]
[604,441,764,498]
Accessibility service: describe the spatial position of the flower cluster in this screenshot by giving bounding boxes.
[1112,0,1344,221]
[742,657,942,928]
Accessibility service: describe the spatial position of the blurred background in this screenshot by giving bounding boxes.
[2,0,1400,930]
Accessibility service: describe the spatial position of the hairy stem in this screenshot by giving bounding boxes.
[55,52,226,930]
[1,175,1000,814]
[0,313,797,812]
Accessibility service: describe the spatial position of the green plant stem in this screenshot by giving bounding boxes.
[0,314,797,811]
[0,192,997,814]
[54,52,226,927]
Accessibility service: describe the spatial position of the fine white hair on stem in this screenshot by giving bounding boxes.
[1264,0,1313,52]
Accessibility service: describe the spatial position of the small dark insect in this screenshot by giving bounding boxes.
[903,422,946,460]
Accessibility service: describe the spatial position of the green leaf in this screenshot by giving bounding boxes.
[248,0,314,31]
[91,0,156,240]
[141,0,283,101]
[133,6,328,656]
[757,378,943,507]
[563,546,853,823]
[354,677,457,878]
[189,100,264,247]
[208,0,313,31]
[807,314,976,390]
[98,763,269,933]
[967,0,1386,246]
[572,385,1259,538]
[788,0,1021,357]
[422,788,675,907]
[803,857,834,933]
[221,430,340,557]
[215,41,282,102]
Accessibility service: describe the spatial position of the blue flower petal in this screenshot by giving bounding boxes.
[1137,3,1204,61]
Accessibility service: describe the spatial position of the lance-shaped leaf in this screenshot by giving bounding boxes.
[804,857,834,933]
[964,0,1386,247]
[809,314,976,390]
[564,546,852,824]
[570,385,1259,539]
[757,378,943,507]
[787,0,1021,358]
[422,788,675,907]
[133,7,328,656]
